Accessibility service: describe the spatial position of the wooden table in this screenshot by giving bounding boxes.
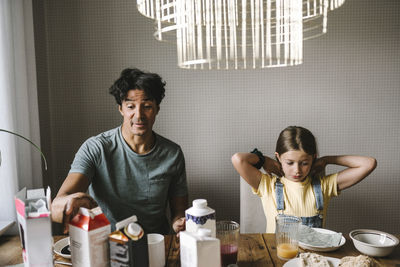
[1,234,399,266]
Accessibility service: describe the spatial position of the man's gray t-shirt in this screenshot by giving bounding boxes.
[69,126,188,234]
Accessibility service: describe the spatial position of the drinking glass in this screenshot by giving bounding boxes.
[216,221,240,267]
[147,233,165,267]
[275,215,301,260]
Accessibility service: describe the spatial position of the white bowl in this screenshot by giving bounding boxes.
[350,229,399,257]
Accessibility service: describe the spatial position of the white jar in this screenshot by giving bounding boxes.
[185,199,216,237]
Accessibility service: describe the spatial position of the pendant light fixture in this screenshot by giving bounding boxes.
[137,0,345,69]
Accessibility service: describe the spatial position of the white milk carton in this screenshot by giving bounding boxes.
[185,199,216,237]
[69,207,111,267]
[14,187,53,267]
[180,228,221,267]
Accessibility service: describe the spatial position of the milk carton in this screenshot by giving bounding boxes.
[14,187,53,267]
[180,228,220,267]
[69,207,111,267]
[185,199,216,237]
[109,215,149,267]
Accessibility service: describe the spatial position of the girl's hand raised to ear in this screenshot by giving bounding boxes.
[310,157,328,177]
[264,156,284,177]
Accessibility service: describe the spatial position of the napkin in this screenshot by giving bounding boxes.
[299,225,342,247]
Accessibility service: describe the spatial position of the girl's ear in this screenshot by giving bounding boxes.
[275,152,280,162]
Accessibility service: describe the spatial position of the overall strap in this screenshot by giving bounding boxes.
[312,177,324,211]
[275,178,285,211]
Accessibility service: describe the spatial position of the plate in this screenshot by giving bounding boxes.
[283,256,340,267]
[53,237,71,259]
[299,228,346,252]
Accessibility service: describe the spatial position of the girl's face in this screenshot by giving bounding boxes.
[275,150,314,182]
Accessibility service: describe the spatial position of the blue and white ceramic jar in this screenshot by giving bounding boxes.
[185,199,216,237]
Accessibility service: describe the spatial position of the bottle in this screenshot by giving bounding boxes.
[185,199,216,237]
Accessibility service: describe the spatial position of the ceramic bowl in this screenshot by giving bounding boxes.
[350,229,399,257]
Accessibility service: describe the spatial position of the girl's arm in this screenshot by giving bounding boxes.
[316,155,377,190]
[231,152,282,189]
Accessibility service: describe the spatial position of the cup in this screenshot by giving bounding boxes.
[275,215,301,261]
[216,221,240,267]
[147,233,165,267]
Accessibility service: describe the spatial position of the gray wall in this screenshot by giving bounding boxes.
[33,0,400,234]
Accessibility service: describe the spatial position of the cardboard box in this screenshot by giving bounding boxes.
[109,215,149,267]
[69,206,111,267]
[180,229,220,267]
[14,187,53,267]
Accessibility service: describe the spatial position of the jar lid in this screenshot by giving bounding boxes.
[127,222,142,236]
[193,199,207,208]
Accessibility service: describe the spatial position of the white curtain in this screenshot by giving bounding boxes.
[0,0,42,235]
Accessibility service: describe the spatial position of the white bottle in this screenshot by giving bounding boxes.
[180,228,220,267]
[185,199,216,237]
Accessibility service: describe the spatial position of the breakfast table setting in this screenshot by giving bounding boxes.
[2,195,399,267]
[1,230,399,267]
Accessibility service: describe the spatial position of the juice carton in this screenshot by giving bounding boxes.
[69,207,111,267]
[180,228,221,267]
[14,187,53,267]
[109,215,149,267]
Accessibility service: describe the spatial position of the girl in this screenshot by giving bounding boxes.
[231,126,377,233]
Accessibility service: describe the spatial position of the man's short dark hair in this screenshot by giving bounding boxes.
[109,68,166,106]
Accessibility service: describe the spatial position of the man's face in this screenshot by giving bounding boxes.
[119,89,159,138]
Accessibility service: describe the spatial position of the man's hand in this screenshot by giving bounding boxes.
[172,217,186,236]
[169,195,188,236]
[61,192,98,233]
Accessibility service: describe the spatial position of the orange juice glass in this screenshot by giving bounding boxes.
[275,215,301,260]
[277,243,299,259]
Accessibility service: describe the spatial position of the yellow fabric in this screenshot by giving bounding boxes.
[252,173,339,233]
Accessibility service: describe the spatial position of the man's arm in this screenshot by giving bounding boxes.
[51,172,97,233]
[169,195,188,234]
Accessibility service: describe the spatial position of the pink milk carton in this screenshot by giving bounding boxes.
[69,206,111,267]
[14,187,53,267]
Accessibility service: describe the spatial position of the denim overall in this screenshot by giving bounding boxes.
[275,177,323,228]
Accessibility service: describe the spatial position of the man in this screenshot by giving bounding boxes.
[51,68,188,235]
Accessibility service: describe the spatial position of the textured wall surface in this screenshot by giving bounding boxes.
[33,0,400,233]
